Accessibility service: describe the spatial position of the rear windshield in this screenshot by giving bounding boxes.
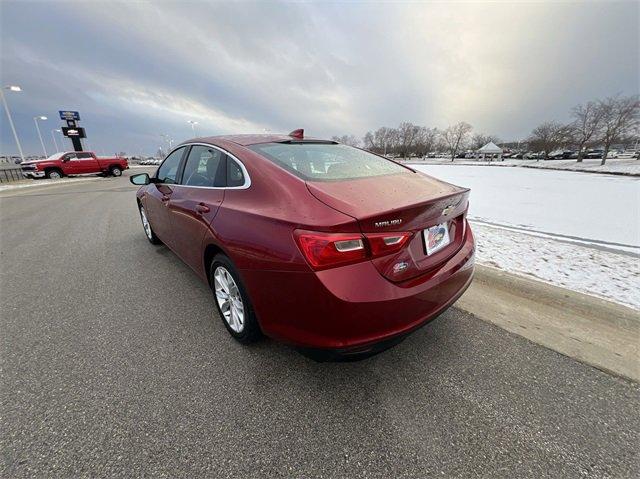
[248,142,409,181]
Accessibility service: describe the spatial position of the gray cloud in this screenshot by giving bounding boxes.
[1,0,638,155]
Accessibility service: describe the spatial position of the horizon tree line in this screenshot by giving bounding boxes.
[334,94,638,166]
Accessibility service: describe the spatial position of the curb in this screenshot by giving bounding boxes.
[456,265,639,382]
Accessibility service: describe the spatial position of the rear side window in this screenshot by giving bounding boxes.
[248,143,408,181]
[226,158,245,187]
[182,146,225,187]
[157,147,186,184]
[77,153,93,159]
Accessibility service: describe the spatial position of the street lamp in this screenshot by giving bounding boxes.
[1,85,25,162]
[51,129,61,152]
[188,120,199,136]
[160,134,173,150]
[33,116,48,157]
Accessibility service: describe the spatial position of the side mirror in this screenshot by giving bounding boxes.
[130,173,150,185]
[62,157,70,162]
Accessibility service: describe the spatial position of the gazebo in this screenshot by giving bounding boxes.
[477,142,503,161]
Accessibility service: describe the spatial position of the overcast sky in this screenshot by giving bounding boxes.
[1,0,638,156]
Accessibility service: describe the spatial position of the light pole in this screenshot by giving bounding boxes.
[188,120,199,136]
[1,85,25,162]
[34,116,48,157]
[160,134,173,150]
[50,129,60,152]
[55,129,64,150]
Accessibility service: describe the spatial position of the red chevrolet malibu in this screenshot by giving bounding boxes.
[131,130,474,360]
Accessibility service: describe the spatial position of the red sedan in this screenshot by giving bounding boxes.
[131,130,474,360]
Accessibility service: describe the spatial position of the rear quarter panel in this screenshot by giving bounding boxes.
[203,145,358,273]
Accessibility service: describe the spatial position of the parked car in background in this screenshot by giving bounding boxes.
[20,151,128,179]
[584,149,604,159]
[617,150,639,159]
[130,131,475,360]
[549,150,578,160]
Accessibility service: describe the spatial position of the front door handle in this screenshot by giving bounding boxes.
[195,203,210,214]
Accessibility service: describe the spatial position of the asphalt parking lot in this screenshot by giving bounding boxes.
[1,171,639,478]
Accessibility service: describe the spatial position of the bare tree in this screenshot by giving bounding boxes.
[414,127,439,157]
[395,122,421,158]
[441,122,473,161]
[362,131,375,150]
[528,121,569,160]
[362,127,396,155]
[331,135,361,147]
[386,127,400,155]
[569,101,604,162]
[596,95,639,165]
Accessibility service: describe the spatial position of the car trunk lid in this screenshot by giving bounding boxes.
[306,171,470,282]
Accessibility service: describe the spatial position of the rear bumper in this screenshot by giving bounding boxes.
[241,225,475,352]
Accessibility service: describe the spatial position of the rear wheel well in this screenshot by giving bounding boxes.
[204,244,225,286]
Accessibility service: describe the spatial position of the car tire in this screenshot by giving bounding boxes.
[111,166,122,177]
[210,254,262,344]
[46,169,62,180]
[138,205,162,244]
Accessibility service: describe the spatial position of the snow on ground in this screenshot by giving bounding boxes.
[412,164,640,309]
[474,223,639,310]
[407,157,640,175]
[413,165,640,253]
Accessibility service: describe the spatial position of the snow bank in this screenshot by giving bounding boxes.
[473,223,639,310]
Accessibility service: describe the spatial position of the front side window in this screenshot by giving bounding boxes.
[157,147,186,184]
[248,143,409,181]
[181,146,224,187]
[65,153,77,161]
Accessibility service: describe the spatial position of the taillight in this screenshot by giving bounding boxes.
[294,229,413,270]
[294,230,366,269]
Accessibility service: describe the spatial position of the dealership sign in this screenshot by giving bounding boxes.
[59,110,81,121]
[62,126,86,138]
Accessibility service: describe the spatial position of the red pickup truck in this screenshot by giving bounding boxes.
[21,151,129,179]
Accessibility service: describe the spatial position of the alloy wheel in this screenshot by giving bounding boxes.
[140,207,152,240]
[214,266,245,333]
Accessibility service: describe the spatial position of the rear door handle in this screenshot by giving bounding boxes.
[195,203,210,214]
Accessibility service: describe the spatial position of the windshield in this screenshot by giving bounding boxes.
[44,152,64,161]
[249,142,410,181]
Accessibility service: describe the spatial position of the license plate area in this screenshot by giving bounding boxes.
[423,222,451,256]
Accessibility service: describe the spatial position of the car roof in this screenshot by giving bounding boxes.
[181,133,326,147]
